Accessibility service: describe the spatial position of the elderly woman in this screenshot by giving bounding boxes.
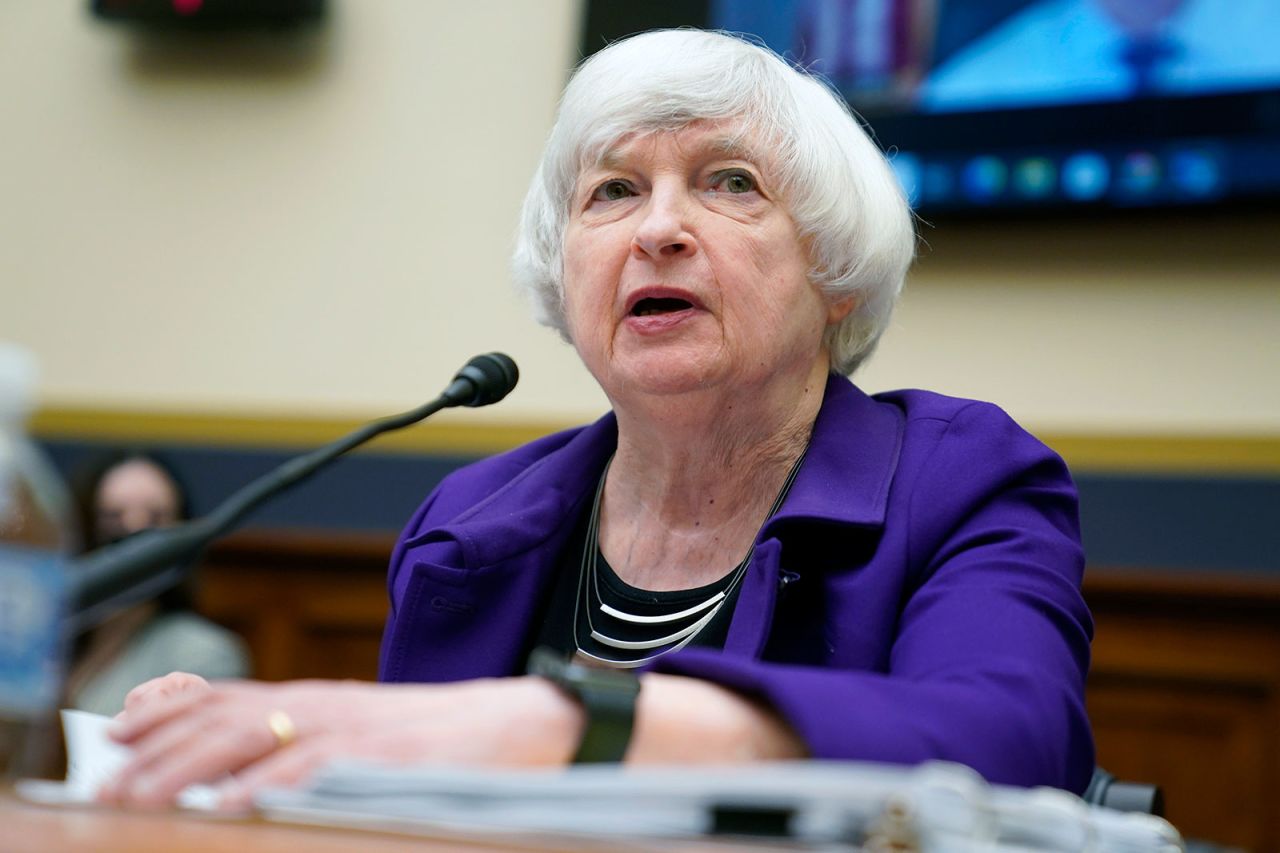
[103,29,1092,809]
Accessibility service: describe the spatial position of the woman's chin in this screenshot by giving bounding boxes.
[605,353,724,400]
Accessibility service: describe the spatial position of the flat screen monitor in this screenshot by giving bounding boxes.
[581,1,1280,216]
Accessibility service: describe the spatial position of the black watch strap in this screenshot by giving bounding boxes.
[528,647,640,763]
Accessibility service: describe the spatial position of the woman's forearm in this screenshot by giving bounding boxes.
[627,673,807,763]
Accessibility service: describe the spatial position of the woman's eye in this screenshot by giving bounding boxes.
[713,170,758,194]
[592,180,634,202]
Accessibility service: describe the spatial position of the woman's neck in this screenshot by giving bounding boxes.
[599,360,829,591]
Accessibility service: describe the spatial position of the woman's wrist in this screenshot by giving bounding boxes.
[513,675,590,764]
[526,649,640,763]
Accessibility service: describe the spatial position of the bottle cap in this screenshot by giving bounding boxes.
[0,341,39,420]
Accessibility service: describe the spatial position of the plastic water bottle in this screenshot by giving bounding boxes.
[0,342,77,778]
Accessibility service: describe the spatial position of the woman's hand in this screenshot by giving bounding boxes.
[119,671,212,717]
[98,676,584,811]
[96,670,804,812]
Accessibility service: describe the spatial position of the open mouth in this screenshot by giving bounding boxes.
[630,297,693,317]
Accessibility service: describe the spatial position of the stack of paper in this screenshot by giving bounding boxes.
[256,760,1184,851]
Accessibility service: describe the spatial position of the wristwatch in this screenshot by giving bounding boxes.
[527,647,641,763]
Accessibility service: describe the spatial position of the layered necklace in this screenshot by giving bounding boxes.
[572,447,807,669]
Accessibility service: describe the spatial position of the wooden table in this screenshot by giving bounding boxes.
[1,790,773,853]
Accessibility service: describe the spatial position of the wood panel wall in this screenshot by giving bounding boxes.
[1086,571,1280,851]
[197,532,1280,851]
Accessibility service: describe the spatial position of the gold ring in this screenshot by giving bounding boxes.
[266,710,296,749]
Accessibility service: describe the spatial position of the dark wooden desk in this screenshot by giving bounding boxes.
[2,792,493,853]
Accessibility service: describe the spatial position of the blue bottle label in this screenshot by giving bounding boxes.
[0,545,68,718]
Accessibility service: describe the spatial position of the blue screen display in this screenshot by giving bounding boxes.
[683,0,1280,213]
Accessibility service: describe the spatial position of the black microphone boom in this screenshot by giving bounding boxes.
[69,353,519,626]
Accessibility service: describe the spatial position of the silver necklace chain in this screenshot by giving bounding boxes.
[572,447,808,669]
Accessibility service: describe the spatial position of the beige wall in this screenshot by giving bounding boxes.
[2,2,1277,435]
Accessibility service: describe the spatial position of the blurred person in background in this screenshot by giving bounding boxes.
[67,450,249,716]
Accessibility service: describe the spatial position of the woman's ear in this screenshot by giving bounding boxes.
[826,294,858,326]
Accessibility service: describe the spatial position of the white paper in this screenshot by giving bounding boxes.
[14,709,222,811]
[61,708,132,798]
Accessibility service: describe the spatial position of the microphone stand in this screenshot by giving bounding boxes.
[68,353,518,633]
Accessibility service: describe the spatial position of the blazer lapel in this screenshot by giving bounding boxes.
[383,416,617,683]
[723,375,906,660]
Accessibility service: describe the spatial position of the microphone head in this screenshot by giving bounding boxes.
[445,352,519,407]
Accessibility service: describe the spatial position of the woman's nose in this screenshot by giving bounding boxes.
[631,187,698,261]
[120,506,154,535]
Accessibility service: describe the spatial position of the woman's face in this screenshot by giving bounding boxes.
[561,121,850,404]
[94,459,182,546]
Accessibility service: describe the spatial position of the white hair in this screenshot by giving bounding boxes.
[512,29,915,375]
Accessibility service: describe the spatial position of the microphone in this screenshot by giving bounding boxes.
[68,352,519,628]
[442,352,520,408]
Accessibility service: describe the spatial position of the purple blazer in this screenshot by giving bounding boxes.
[379,375,1094,793]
